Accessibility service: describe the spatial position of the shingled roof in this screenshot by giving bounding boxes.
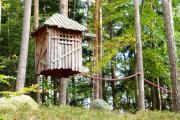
[32,13,87,34]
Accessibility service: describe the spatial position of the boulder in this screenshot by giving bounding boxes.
[0,95,39,113]
[90,99,113,111]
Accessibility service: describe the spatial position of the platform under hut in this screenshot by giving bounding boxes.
[31,13,87,78]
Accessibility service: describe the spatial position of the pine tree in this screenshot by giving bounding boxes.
[16,0,32,91]
[162,0,180,112]
[98,0,103,99]
[58,0,68,105]
[134,0,145,110]
[94,0,100,99]
[33,0,41,104]
[34,0,39,29]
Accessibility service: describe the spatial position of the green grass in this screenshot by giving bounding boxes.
[0,106,180,120]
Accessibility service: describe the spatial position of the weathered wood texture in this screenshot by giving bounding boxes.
[34,27,82,78]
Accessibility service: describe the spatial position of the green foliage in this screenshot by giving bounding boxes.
[68,77,92,106]
[0,84,39,97]
[0,57,16,87]
[85,34,135,73]
[0,56,18,91]
[0,75,14,85]
[143,49,169,79]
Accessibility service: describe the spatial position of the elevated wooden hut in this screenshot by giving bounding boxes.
[31,13,87,78]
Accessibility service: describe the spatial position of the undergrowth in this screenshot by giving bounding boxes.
[0,106,180,120]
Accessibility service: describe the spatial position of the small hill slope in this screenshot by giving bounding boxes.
[0,105,180,120]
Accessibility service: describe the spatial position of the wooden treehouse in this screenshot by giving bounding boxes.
[31,13,87,78]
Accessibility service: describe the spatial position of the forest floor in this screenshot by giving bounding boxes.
[0,106,180,120]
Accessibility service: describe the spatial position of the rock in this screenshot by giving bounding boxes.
[90,99,113,111]
[0,97,17,112]
[0,95,39,113]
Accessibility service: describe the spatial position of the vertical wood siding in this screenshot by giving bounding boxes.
[35,27,82,77]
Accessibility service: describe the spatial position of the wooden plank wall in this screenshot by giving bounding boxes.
[35,28,48,75]
[48,27,82,72]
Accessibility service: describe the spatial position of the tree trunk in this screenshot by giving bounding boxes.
[156,78,162,110]
[34,0,41,104]
[151,78,162,110]
[94,0,100,99]
[98,0,103,99]
[59,0,68,16]
[34,0,39,29]
[54,77,58,105]
[111,63,116,109]
[58,0,68,105]
[72,0,77,20]
[16,0,32,91]
[134,0,145,110]
[36,75,41,104]
[102,81,106,101]
[177,70,180,112]
[72,77,75,98]
[151,79,156,110]
[162,0,179,112]
[41,76,46,104]
[59,78,67,105]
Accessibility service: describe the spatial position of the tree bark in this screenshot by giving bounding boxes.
[54,77,58,105]
[98,0,103,99]
[59,78,67,105]
[151,79,156,110]
[134,0,145,110]
[94,0,100,99]
[177,70,180,112]
[34,0,41,104]
[162,0,179,112]
[36,75,41,104]
[59,0,68,17]
[41,76,46,104]
[34,0,39,29]
[58,0,68,105]
[156,78,162,110]
[16,0,32,91]
[111,63,116,109]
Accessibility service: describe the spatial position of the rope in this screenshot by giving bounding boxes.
[79,72,171,93]
[79,72,141,81]
[144,79,171,93]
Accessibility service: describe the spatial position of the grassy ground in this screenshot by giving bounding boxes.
[0,106,180,120]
